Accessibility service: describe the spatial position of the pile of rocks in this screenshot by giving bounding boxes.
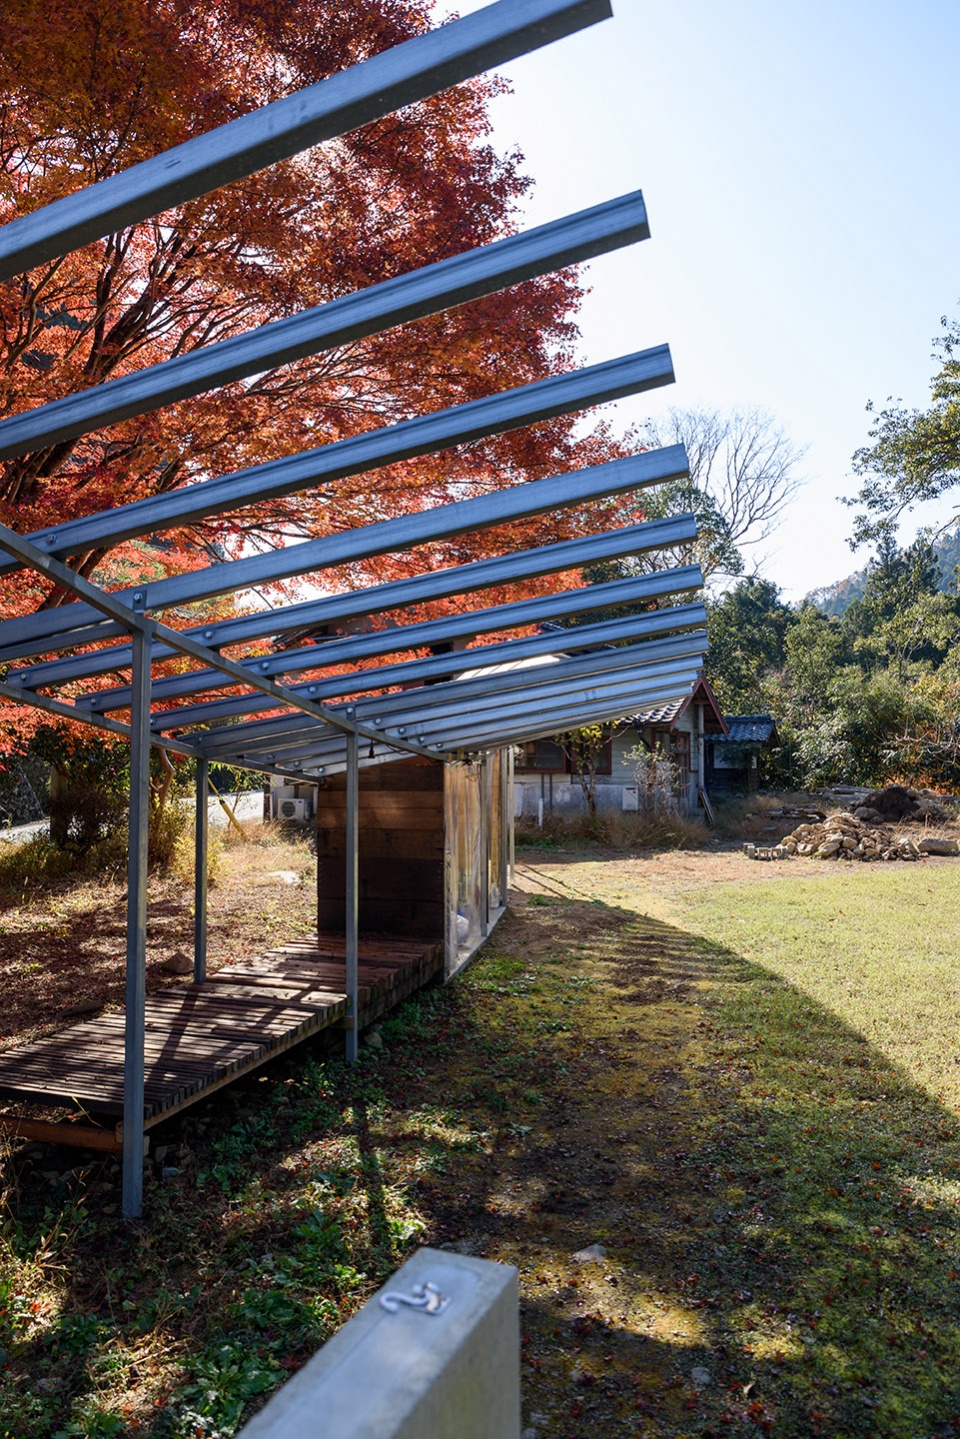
[777,810,958,862]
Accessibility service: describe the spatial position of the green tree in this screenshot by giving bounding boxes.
[848,314,960,546]
[843,535,960,677]
[704,577,796,712]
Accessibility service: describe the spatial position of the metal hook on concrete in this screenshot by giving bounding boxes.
[380,1280,450,1316]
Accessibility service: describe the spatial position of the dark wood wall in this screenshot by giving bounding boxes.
[315,757,445,939]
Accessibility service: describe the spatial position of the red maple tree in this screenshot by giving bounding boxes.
[0,0,633,753]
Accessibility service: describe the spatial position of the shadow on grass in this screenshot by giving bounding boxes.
[2,895,960,1437]
[375,896,960,1437]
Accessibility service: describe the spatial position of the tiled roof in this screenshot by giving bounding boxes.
[717,714,778,745]
[634,699,685,726]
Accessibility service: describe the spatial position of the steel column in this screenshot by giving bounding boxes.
[194,759,209,985]
[499,748,510,908]
[479,754,490,935]
[508,747,516,885]
[345,729,359,1065]
[122,629,151,1220]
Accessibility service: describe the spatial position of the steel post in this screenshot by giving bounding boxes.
[345,729,359,1065]
[508,747,516,884]
[122,629,151,1220]
[479,755,490,935]
[194,758,208,984]
[499,748,509,908]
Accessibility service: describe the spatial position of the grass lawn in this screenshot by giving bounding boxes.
[2,844,960,1436]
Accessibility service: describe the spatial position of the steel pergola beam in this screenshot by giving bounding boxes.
[1,435,684,645]
[86,565,704,717]
[239,667,704,775]
[189,632,707,764]
[0,0,611,281]
[143,600,707,731]
[0,193,648,464]
[7,513,698,685]
[0,522,434,762]
[0,348,674,607]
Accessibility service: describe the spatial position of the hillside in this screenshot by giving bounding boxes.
[806,528,960,616]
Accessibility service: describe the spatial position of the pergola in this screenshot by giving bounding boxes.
[0,0,707,1217]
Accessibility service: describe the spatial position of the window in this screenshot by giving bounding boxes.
[516,739,566,772]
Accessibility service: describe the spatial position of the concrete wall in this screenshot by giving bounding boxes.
[236,1247,519,1439]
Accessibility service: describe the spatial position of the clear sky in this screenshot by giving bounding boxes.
[441,0,960,599]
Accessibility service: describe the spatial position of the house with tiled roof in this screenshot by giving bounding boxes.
[514,674,728,819]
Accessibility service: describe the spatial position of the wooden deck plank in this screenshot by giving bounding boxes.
[0,933,442,1130]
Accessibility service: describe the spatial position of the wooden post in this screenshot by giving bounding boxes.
[122,628,151,1220]
[345,729,359,1064]
[194,757,208,984]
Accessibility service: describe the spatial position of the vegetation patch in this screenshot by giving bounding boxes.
[0,850,959,1435]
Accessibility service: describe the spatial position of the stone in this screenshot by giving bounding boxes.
[161,950,193,975]
[690,1366,712,1388]
[161,1166,180,1181]
[441,1240,478,1256]
[919,837,960,855]
[573,1242,607,1263]
[818,841,841,857]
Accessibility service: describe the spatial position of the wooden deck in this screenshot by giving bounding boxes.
[0,934,442,1148]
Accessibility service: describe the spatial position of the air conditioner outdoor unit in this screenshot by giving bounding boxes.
[277,797,307,822]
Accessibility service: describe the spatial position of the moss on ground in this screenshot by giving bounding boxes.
[2,856,960,1436]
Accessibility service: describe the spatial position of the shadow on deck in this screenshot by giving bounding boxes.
[0,933,442,1151]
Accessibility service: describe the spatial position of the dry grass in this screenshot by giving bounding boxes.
[0,822,316,1049]
[515,808,709,852]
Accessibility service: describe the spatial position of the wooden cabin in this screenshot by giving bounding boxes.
[315,753,510,977]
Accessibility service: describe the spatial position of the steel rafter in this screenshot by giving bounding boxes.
[143,601,707,731]
[0,0,611,280]
[220,667,704,777]
[90,566,703,717]
[0,523,427,761]
[190,629,708,758]
[0,194,648,464]
[0,434,684,649]
[5,514,698,684]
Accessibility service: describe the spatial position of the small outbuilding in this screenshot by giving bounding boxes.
[705,714,781,793]
[316,752,510,978]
